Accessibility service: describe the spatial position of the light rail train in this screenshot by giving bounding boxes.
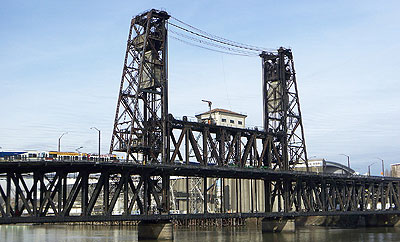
[0,151,117,162]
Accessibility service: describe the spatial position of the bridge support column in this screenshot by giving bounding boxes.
[365,214,400,227]
[262,217,295,233]
[138,220,173,240]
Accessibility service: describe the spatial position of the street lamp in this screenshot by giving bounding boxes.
[368,162,376,176]
[376,157,384,176]
[201,99,212,124]
[339,154,350,168]
[58,132,68,152]
[91,127,101,161]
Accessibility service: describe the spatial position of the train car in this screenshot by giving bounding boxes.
[89,153,118,162]
[1,150,49,161]
[0,151,26,161]
[1,150,116,162]
[48,151,88,161]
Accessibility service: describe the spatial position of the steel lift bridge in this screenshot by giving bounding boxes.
[1,9,400,226]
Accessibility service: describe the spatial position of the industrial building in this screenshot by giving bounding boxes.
[391,163,400,177]
[195,108,247,128]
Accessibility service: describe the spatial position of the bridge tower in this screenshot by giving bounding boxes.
[110,9,170,164]
[261,48,308,170]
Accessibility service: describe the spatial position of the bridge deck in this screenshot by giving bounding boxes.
[0,161,394,182]
[0,161,399,224]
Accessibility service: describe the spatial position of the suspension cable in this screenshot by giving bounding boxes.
[169,29,258,56]
[169,16,276,53]
[169,35,255,57]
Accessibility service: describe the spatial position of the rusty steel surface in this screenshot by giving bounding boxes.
[0,9,395,225]
[0,160,400,224]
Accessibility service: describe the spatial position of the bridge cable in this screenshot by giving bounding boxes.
[168,22,263,54]
[169,16,276,53]
[169,29,257,56]
[169,35,255,57]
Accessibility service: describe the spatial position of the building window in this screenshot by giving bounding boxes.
[230,120,234,124]
[222,118,226,122]
[238,121,243,125]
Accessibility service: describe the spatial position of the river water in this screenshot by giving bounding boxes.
[1,224,400,242]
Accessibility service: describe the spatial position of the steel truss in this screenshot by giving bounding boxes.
[2,10,395,225]
[110,9,170,164]
[0,161,400,224]
[107,9,313,220]
[169,118,280,169]
[261,48,308,170]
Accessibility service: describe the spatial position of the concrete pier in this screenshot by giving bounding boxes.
[296,215,363,228]
[295,215,400,228]
[137,220,174,240]
[365,214,400,227]
[262,217,295,232]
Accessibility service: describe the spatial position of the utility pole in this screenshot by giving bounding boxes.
[58,132,68,152]
[339,154,350,168]
[91,127,101,161]
[377,157,384,176]
[202,100,213,124]
[368,162,376,176]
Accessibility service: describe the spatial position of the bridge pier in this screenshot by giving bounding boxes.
[137,220,174,240]
[365,214,400,227]
[296,215,400,228]
[296,215,364,228]
[261,217,295,233]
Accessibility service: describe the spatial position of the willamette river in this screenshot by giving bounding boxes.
[1,224,400,241]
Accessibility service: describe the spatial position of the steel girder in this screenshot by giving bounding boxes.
[0,170,165,220]
[1,161,400,224]
[169,118,283,169]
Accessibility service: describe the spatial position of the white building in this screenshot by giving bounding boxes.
[195,108,247,128]
[295,158,356,175]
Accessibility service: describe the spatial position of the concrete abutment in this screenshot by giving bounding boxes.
[295,214,400,228]
[261,217,295,233]
[138,220,174,240]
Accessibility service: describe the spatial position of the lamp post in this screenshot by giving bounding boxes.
[58,132,68,152]
[368,162,376,176]
[91,127,101,161]
[201,100,212,124]
[377,157,384,176]
[339,154,350,168]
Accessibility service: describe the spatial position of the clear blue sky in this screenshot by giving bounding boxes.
[1,0,399,175]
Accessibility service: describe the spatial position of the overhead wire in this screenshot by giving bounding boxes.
[169,29,258,56]
[168,16,276,54]
[169,17,269,50]
[168,22,264,54]
[169,35,255,57]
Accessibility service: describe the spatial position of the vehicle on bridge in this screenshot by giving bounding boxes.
[0,151,117,162]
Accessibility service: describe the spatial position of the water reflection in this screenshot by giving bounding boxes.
[1,224,400,242]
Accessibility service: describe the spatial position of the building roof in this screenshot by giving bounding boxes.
[195,108,247,118]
